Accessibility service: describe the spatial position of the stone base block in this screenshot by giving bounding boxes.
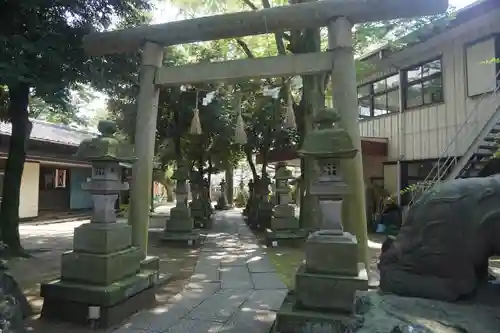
[305,232,359,276]
[274,291,362,333]
[73,223,132,254]
[295,263,368,313]
[141,256,160,273]
[266,229,308,247]
[161,231,202,247]
[202,216,214,229]
[167,206,194,232]
[41,270,157,308]
[61,247,142,285]
[148,213,167,229]
[273,205,295,218]
[271,215,299,230]
[41,285,155,329]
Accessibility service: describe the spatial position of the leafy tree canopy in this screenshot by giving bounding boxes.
[0,0,155,253]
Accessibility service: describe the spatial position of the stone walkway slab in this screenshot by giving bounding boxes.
[111,210,287,333]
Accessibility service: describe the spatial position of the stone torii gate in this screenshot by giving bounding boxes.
[82,0,449,265]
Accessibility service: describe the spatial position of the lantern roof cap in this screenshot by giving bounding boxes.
[76,120,137,162]
[297,109,357,158]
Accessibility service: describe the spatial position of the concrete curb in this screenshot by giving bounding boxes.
[21,215,92,226]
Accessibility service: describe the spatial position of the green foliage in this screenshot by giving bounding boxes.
[0,0,152,121]
[234,188,249,208]
[0,0,153,252]
[482,58,500,64]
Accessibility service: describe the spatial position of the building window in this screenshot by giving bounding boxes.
[465,36,499,97]
[55,169,67,188]
[403,59,443,109]
[357,73,400,118]
[40,167,68,190]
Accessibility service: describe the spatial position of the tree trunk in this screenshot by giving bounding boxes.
[0,83,31,255]
[208,159,212,200]
[244,146,258,180]
[225,161,234,206]
[261,150,268,179]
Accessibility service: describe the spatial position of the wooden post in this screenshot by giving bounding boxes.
[128,42,164,259]
[328,17,370,270]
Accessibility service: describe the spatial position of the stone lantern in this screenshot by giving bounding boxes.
[215,179,230,210]
[162,160,201,245]
[40,120,157,328]
[274,109,368,332]
[266,162,307,246]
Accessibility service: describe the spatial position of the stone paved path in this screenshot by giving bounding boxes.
[113,210,288,333]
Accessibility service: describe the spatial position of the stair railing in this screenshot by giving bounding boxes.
[407,69,500,206]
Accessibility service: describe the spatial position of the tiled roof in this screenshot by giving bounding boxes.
[0,119,97,147]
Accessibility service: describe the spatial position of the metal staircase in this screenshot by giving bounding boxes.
[447,107,500,179]
[408,70,500,206]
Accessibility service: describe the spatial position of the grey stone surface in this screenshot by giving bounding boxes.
[220,266,254,289]
[164,319,222,333]
[220,290,287,332]
[125,304,193,331]
[251,272,287,290]
[305,231,359,276]
[247,255,276,273]
[111,210,287,333]
[246,289,288,311]
[73,222,132,254]
[188,289,252,322]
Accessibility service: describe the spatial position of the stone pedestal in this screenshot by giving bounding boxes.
[41,224,157,328]
[189,185,213,229]
[274,231,368,332]
[266,163,307,246]
[162,179,201,246]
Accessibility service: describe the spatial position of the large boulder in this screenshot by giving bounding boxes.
[379,176,500,301]
[355,290,500,333]
[0,270,32,332]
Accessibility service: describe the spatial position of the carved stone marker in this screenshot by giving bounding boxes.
[40,120,157,328]
[274,110,368,332]
[162,161,201,246]
[379,175,500,302]
[215,179,231,210]
[266,162,307,246]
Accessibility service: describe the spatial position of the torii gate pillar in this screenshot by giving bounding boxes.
[328,17,370,269]
[128,42,164,259]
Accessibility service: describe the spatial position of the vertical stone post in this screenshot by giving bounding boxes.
[328,18,369,270]
[128,42,164,259]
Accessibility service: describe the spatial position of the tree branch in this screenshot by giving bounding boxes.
[241,0,259,10]
[235,39,255,58]
[260,0,286,55]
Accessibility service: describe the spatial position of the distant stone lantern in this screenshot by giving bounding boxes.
[266,162,307,246]
[40,120,157,328]
[162,160,201,246]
